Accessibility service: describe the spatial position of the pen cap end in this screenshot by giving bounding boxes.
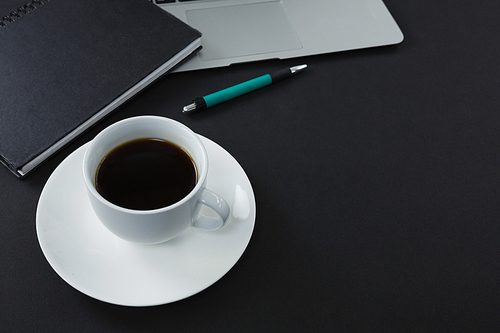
[290,64,307,74]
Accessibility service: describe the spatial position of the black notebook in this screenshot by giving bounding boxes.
[0,0,201,178]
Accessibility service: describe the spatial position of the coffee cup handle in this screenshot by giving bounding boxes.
[191,188,230,231]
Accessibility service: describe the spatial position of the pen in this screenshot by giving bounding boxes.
[182,64,307,113]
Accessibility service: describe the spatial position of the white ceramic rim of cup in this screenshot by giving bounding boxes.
[82,116,208,215]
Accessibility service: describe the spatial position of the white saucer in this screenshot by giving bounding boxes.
[36,136,255,307]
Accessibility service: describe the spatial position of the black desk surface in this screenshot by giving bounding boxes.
[2,1,499,331]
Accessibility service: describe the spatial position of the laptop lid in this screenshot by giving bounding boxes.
[156,0,404,72]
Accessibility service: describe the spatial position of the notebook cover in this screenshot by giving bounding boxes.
[0,0,201,177]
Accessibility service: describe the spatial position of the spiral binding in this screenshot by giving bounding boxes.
[1,0,51,28]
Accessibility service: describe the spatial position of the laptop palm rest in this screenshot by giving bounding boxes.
[185,1,302,61]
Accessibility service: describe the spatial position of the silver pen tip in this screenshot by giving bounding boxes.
[290,64,307,74]
[182,103,197,113]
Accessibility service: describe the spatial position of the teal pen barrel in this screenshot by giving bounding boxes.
[203,74,273,108]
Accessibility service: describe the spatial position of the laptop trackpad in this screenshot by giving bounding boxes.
[186,1,302,61]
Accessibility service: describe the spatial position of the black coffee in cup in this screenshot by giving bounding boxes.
[95,138,198,210]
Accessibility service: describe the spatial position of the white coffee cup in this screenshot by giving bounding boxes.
[82,116,230,244]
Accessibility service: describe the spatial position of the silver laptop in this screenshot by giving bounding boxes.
[155,0,403,72]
